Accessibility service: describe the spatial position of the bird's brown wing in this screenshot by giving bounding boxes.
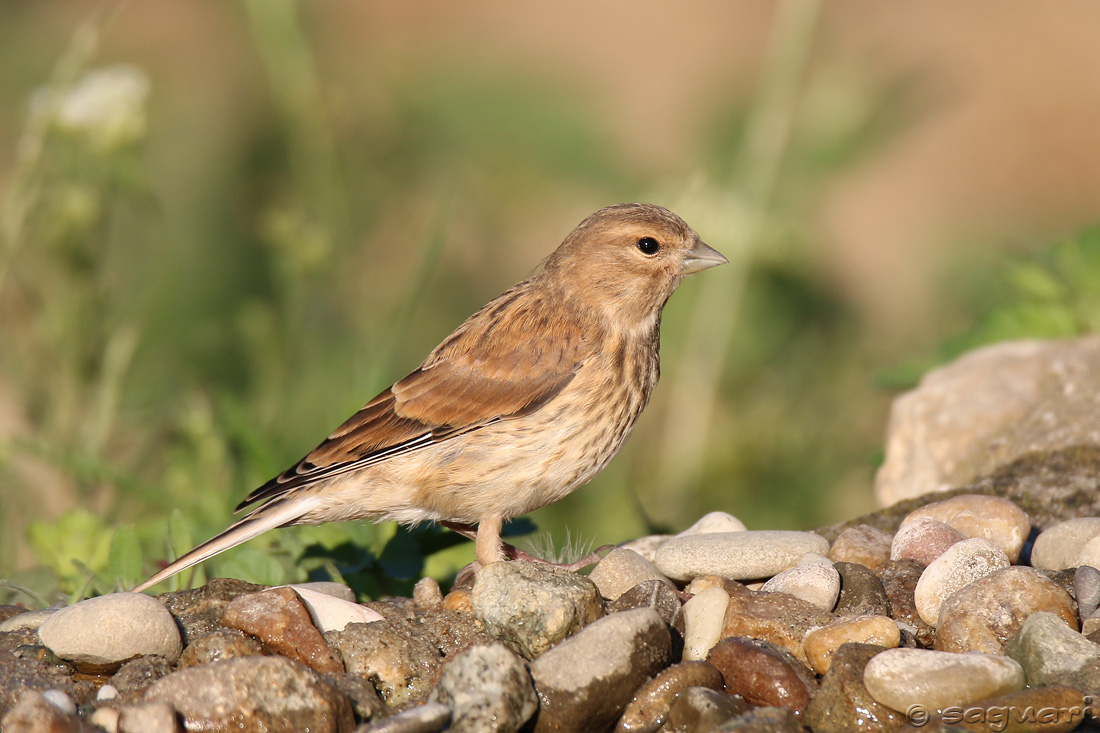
[236,286,586,510]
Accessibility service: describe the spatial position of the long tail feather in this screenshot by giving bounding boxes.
[132,496,320,593]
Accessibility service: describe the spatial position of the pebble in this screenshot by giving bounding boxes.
[89,707,121,732]
[0,690,98,733]
[285,581,356,602]
[607,579,683,627]
[144,656,354,732]
[803,615,901,675]
[889,517,967,565]
[326,620,442,708]
[588,548,672,601]
[327,672,385,722]
[108,655,174,703]
[900,494,1031,562]
[442,588,473,614]
[805,643,903,733]
[38,593,182,670]
[427,643,537,733]
[530,608,670,733]
[828,524,893,571]
[177,627,266,667]
[289,585,384,632]
[934,566,1077,654]
[711,706,803,732]
[618,535,673,563]
[654,530,830,582]
[412,577,444,609]
[356,702,451,733]
[158,577,265,644]
[707,637,818,716]
[863,648,1025,713]
[1031,517,1100,570]
[1005,611,1100,696]
[0,608,58,632]
[915,684,1088,733]
[663,687,751,732]
[1077,535,1100,572]
[614,661,725,733]
[222,587,345,674]
[677,511,748,535]
[761,561,840,611]
[472,561,603,659]
[912,538,1011,625]
[1075,565,1100,618]
[877,559,936,647]
[117,702,182,733]
[833,562,891,618]
[41,688,76,714]
[681,586,730,661]
[721,586,835,665]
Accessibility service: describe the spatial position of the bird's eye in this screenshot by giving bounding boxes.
[636,236,661,255]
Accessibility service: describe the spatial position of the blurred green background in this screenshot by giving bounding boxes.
[3,1,1100,601]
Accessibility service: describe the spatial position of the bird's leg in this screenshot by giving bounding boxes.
[474,514,504,566]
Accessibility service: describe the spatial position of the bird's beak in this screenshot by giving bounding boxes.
[680,239,728,274]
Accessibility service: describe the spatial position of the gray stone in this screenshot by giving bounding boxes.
[654,530,830,582]
[712,706,804,732]
[354,703,450,733]
[1032,517,1100,570]
[427,643,536,733]
[833,562,891,618]
[472,561,602,659]
[0,649,93,718]
[158,577,264,644]
[806,643,902,733]
[875,336,1100,505]
[1005,610,1100,697]
[325,620,441,708]
[607,579,683,627]
[530,608,670,732]
[144,656,354,732]
[38,593,182,670]
[1077,565,1100,618]
[663,687,751,733]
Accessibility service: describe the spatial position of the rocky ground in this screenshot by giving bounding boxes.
[4,337,1100,733]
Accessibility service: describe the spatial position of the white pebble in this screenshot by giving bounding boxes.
[864,648,1024,712]
[914,538,1010,626]
[681,586,730,661]
[761,562,840,611]
[654,530,830,582]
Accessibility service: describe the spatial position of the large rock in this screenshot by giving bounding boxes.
[427,643,537,733]
[38,593,182,670]
[875,336,1100,505]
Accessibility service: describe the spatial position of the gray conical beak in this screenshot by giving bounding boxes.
[680,239,728,274]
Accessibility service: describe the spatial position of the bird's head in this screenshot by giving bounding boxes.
[541,203,727,332]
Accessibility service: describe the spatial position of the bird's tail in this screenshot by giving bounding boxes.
[131,495,320,593]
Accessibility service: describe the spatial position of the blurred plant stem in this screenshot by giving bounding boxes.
[657,0,822,497]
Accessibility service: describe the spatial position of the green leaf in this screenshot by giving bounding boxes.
[218,548,286,587]
[107,525,142,590]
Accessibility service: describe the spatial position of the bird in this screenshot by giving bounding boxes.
[133,203,726,592]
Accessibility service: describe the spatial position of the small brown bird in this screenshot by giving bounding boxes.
[133,203,725,592]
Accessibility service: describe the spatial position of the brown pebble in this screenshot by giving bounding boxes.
[829,524,893,572]
[664,687,752,732]
[413,577,444,610]
[707,637,818,716]
[222,587,344,674]
[721,587,834,664]
[804,615,900,675]
[902,494,1031,563]
[890,517,967,566]
[615,661,725,733]
[443,588,474,615]
[805,643,902,733]
[905,684,1087,733]
[177,628,267,668]
[877,559,935,647]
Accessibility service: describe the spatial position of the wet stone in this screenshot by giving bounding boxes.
[1005,611,1100,698]
[806,643,902,733]
[878,559,936,647]
[177,627,267,668]
[0,690,99,733]
[828,524,893,572]
[663,687,752,733]
[222,587,344,674]
[407,608,496,659]
[917,684,1087,733]
[356,702,450,733]
[107,655,173,705]
[326,672,385,723]
[833,561,891,618]
[325,620,442,708]
[614,661,725,733]
[0,649,93,718]
[143,656,354,733]
[721,586,835,665]
[711,706,804,732]
[607,579,683,627]
[934,566,1077,654]
[707,637,818,716]
[159,577,264,645]
[472,561,603,660]
[803,615,900,675]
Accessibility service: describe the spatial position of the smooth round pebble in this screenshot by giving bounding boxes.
[1031,517,1100,570]
[588,548,672,601]
[889,517,966,565]
[654,530,830,582]
[934,565,1077,654]
[828,524,893,571]
[863,648,1025,712]
[41,688,76,714]
[913,538,1010,626]
[38,592,183,667]
[1075,535,1100,573]
[803,615,901,675]
[614,661,725,733]
[681,586,730,661]
[901,494,1030,562]
[760,561,840,611]
[0,608,59,632]
[1075,565,1100,619]
[677,511,747,536]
